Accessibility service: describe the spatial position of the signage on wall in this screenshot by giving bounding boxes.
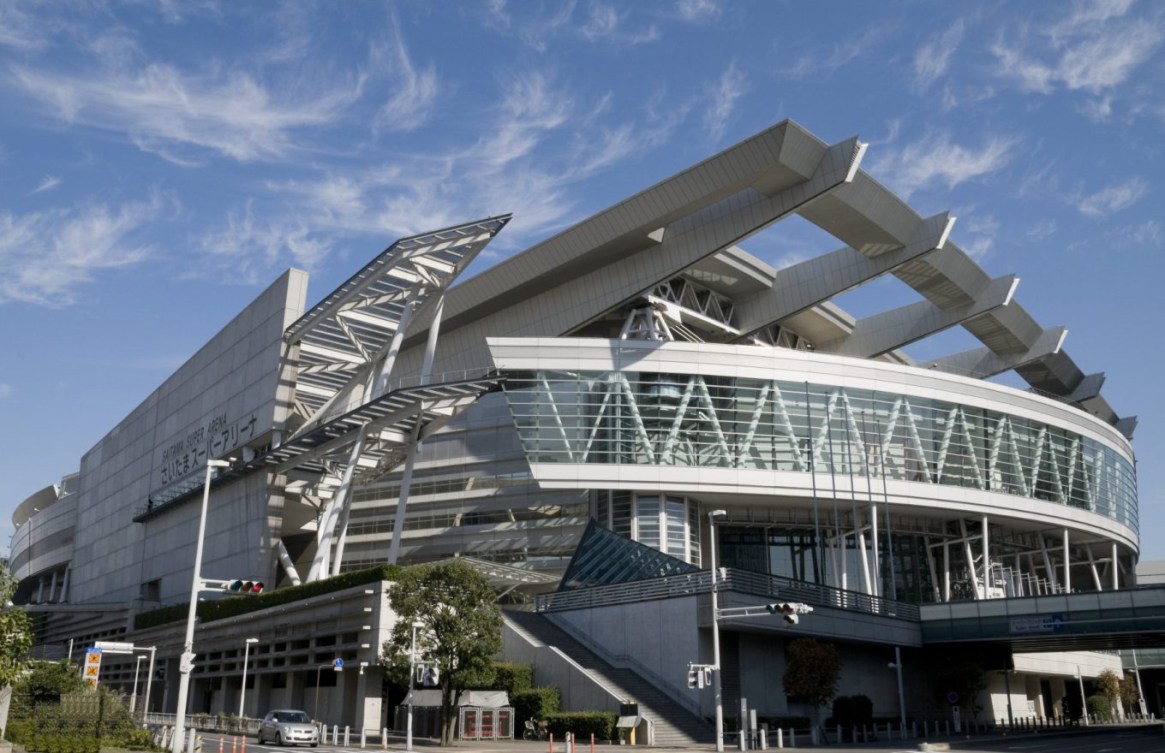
[156,412,259,487]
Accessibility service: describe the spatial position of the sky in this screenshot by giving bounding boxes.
[1,1,1164,559]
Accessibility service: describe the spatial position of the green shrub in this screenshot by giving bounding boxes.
[491,662,533,695]
[136,564,401,629]
[511,686,561,729]
[543,711,618,741]
[1086,694,1112,722]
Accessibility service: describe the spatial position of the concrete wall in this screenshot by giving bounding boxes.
[503,619,624,714]
[68,269,307,605]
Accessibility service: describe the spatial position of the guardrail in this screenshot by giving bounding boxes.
[534,568,921,621]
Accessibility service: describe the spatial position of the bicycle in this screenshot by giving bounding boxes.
[522,719,549,741]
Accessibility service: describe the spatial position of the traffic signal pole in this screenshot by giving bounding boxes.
[172,459,230,753]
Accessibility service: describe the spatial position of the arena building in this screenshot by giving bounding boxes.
[9,119,1141,740]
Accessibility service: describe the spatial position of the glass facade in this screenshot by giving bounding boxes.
[501,370,1138,533]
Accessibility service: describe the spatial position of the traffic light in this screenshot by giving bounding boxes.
[687,666,698,689]
[226,580,265,594]
[765,602,810,625]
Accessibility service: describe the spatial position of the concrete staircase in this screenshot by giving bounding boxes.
[504,609,712,746]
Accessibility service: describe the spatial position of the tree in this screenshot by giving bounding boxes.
[782,639,840,730]
[1119,673,1141,712]
[381,561,502,745]
[0,564,34,739]
[1096,668,1122,717]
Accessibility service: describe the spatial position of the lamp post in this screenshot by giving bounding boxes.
[1077,666,1088,726]
[708,509,726,753]
[239,638,259,719]
[888,648,906,737]
[130,655,145,714]
[171,458,230,753]
[406,620,425,752]
[314,664,331,723]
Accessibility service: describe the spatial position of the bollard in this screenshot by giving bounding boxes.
[912,721,917,739]
[344,726,350,747]
[590,732,595,753]
[218,737,224,753]
[240,737,246,753]
[836,725,842,744]
[549,732,554,753]
[776,728,783,749]
[788,729,795,748]
[758,728,767,750]
[188,729,198,753]
[231,737,237,753]
[945,720,951,736]
[361,728,366,748]
[382,727,388,750]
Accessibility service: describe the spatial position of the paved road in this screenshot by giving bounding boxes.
[202,725,1165,753]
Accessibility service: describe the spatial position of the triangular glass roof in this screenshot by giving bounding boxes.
[558,519,700,592]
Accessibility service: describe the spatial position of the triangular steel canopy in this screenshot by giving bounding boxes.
[285,214,511,436]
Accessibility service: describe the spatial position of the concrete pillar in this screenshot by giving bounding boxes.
[355,667,384,736]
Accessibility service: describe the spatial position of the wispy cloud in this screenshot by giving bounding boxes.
[32,175,61,194]
[9,62,363,163]
[0,2,47,50]
[868,132,1017,199]
[786,25,896,78]
[0,383,12,398]
[957,212,999,260]
[703,61,746,141]
[676,0,722,23]
[0,195,167,306]
[1111,219,1162,247]
[991,2,1163,95]
[373,18,440,133]
[199,200,332,283]
[914,19,966,89]
[1024,219,1057,243]
[1076,177,1148,217]
[511,1,659,51]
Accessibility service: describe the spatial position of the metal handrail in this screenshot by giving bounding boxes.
[534,568,921,621]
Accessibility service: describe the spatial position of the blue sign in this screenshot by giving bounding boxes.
[1008,613,1066,635]
[333,658,344,670]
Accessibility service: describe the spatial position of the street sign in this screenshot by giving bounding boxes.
[82,648,102,687]
[946,691,959,705]
[333,658,344,671]
[94,640,135,654]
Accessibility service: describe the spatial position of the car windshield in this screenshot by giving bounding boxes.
[274,711,310,724]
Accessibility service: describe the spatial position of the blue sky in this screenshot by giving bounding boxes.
[2,1,1163,560]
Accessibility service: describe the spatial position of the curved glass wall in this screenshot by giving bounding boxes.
[501,370,1138,533]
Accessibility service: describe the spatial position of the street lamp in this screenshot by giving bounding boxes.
[130,655,145,714]
[172,458,231,753]
[239,638,259,719]
[888,648,906,737]
[314,662,340,727]
[708,509,726,753]
[406,620,425,752]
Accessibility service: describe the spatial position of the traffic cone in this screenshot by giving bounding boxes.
[218,737,224,753]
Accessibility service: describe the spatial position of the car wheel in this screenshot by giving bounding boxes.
[257,731,265,744]
[275,732,283,746]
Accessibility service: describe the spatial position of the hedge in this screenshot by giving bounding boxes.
[511,687,560,730]
[543,711,618,741]
[135,565,401,630]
